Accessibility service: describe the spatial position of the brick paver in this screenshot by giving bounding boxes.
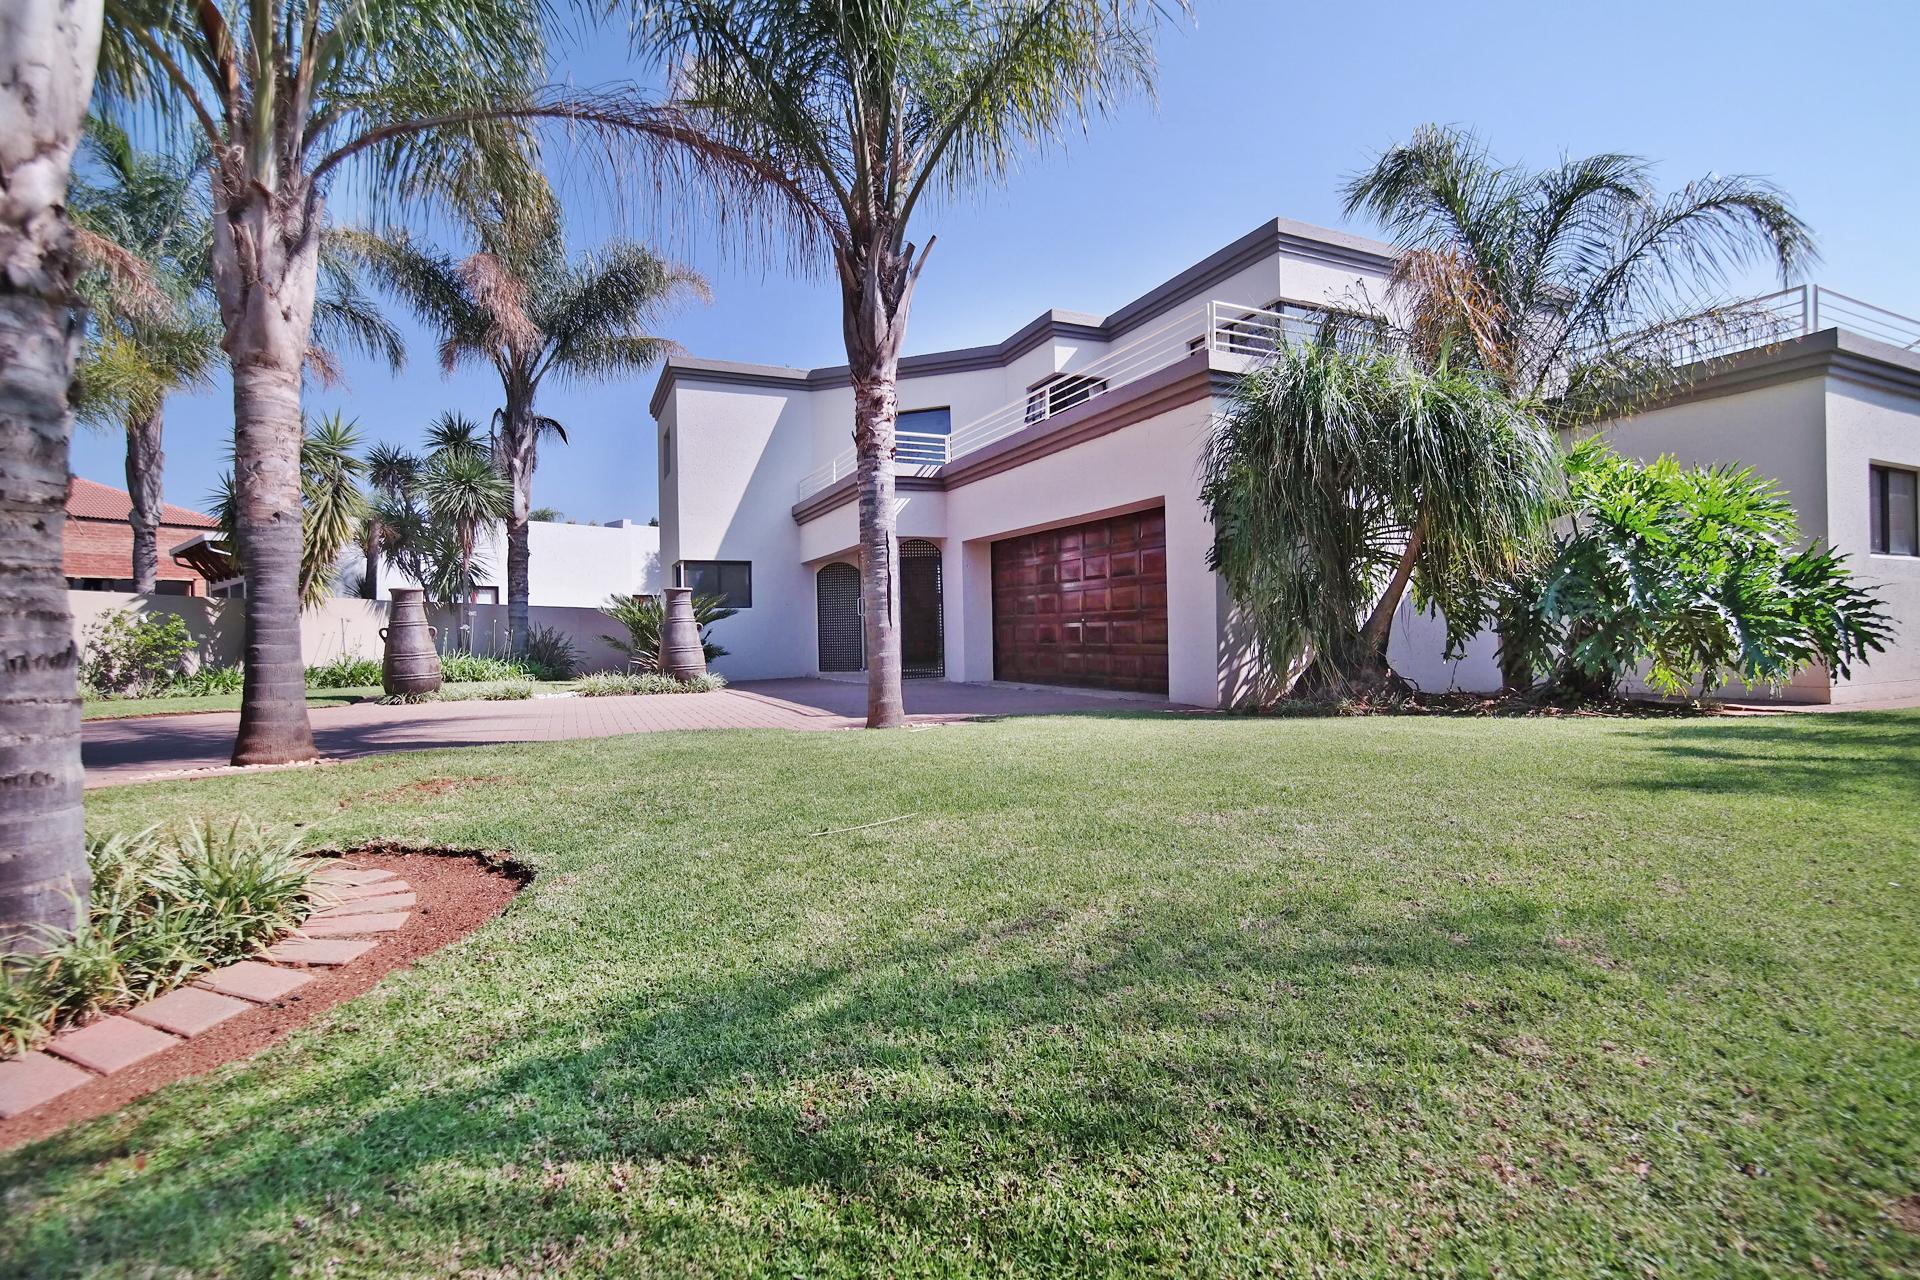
[45,1016,178,1074]
[307,890,415,917]
[298,911,409,937]
[125,986,252,1037]
[0,1052,95,1118]
[319,877,413,902]
[311,866,398,888]
[84,679,1176,787]
[265,937,379,966]
[196,960,315,1003]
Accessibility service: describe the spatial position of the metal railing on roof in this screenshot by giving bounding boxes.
[791,285,1920,501]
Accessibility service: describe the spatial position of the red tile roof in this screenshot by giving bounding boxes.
[66,476,218,529]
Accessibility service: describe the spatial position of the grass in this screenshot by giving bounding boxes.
[80,686,385,719]
[5,711,1918,1277]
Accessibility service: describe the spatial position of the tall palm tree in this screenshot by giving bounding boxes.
[70,121,406,597]
[1340,125,1817,686]
[69,116,221,594]
[1201,335,1561,700]
[0,0,102,945]
[348,204,707,655]
[628,0,1176,727]
[95,0,794,765]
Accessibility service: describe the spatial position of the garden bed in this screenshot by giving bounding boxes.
[0,848,527,1151]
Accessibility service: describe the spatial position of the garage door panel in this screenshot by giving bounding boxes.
[991,507,1169,694]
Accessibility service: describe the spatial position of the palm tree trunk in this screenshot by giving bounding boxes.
[218,190,323,766]
[500,396,535,657]
[847,328,905,729]
[229,352,318,764]
[124,404,164,594]
[0,0,101,946]
[361,528,378,599]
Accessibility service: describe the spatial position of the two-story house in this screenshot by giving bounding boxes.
[651,218,1920,707]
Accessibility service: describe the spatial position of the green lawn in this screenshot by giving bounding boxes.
[6,712,1918,1277]
[81,686,385,719]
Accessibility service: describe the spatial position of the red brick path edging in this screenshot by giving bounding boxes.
[0,864,411,1120]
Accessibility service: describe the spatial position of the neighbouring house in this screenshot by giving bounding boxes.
[63,477,237,597]
[652,218,1920,706]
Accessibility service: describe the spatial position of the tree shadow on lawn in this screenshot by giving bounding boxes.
[1601,712,1920,801]
[7,891,1740,1273]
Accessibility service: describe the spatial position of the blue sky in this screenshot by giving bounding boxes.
[72,0,1920,524]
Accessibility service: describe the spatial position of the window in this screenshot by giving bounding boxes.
[897,407,951,435]
[1025,373,1108,424]
[1871,464,1919,557]
[677,559,753,608]
[468,586,499,604]
[661,429,671,478]
[896,407,951,465]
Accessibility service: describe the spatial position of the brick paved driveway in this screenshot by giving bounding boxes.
[83,679,1176,788]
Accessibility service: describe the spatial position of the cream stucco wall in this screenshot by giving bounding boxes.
[1825,381,1920,702]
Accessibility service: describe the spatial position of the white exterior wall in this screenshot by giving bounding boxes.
[378,518,660,609]
[1825,382,1920,703]
[663,381,815,678]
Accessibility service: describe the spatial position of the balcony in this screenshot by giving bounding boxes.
[793,286,1920,502]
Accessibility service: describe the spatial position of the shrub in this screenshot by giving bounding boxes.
[520,625,580,681]
[172,662,244,696]
[306,653,383,688]
[439,652,532,684]
[378,679,535,704]
[599,593,733,673]
[0,821,314,1055]
[1508,441,1893,698]
[81,610,193,696]
[573,671,726,697]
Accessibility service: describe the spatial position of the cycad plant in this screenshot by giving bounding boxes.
[626,0,1179,726]
[347,200,706,656]
[1202,335,1561,700]
[600,592,735,671]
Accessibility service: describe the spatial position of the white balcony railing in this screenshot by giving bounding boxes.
[792,286,1920,502]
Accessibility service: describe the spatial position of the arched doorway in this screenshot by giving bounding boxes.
[815,543,945,678]
[816,561,862,672]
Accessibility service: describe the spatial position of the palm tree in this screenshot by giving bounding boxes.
[628,0,1176,727]
[1340,126,1816,687]
[69,117,221,594]
[358,441,420,599]
[1201,335,1561,700]
[96,0,795,766]
[0,0,101,945]
[420,415,512,627]
[70,121,406,597]
[210,413,370,609]
[348,204,706,656]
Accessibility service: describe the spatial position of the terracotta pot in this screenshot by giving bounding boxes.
[380,588,442,695]
[658,586,708,681]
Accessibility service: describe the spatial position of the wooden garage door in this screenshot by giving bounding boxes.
[991,507,1168,693]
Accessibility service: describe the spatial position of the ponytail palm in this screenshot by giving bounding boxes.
[95,0,797,766]
[1202,337,1561,700]
[347,206,707,655]
[627,0,1177,726]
